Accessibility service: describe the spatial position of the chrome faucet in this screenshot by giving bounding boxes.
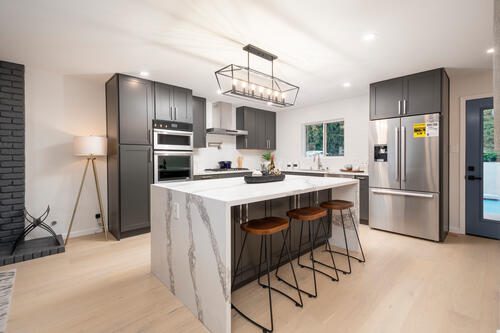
[313,153,323,170]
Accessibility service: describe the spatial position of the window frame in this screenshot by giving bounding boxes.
[303,119,345,158]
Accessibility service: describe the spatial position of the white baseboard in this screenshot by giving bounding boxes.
[63,226,103,239]
[449,226,464,234]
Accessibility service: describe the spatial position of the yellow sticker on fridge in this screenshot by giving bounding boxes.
[413,123,426,138]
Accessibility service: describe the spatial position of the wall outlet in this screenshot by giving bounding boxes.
[173,203,180,220]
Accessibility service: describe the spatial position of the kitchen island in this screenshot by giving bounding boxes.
[151,175,359,333]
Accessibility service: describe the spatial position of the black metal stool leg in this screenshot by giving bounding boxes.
[265,235,274,332]
[340,210,352,274]
[349,208,366,263]
[231,232,248,291]
[308,222,318,297]
[309,217,340,282]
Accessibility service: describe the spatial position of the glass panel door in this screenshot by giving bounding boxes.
[465,97,500,239]
[482,108,500,222]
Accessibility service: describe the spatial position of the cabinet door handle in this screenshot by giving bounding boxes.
[403,99,407,115]
[148,129,151,143]
[174,106,177,120]
[169,106,173,119]
[149,148,152,163]
[398,100,401,115]
[245,137,248,148]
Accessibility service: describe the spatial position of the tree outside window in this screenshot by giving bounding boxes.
[305,120,344,157]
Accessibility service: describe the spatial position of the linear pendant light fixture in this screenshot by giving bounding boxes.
[215,44,299,107]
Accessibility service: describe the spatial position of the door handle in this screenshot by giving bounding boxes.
[245,137,248,148]
[174,106,177,120]
[149,148,152,163]
[394,127,400,181]
[169,106,173,119]
[398,100,401,115]
[148,129,151,143]
[467,175,482,181]
[401,126,406,182]
[403,99,407,115]
[371,189,434,198]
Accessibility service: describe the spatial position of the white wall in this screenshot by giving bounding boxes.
[275,95,369,171]
[25,67,108,239]
[447,68,493,233]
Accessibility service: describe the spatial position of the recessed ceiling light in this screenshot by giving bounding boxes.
[343,82,351,88]
[486,48,495,54]
[139,71,150,77]
[363,33,376,42]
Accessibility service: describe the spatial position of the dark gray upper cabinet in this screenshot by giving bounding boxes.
[369,77,404,120]
[236,106,276,150]
[192,96,206,148]
[236,107,257,149]
[370,68,447,120]
[403,69,442,116]
[154,82,193,123]
[118,75,154,144]
[119,145,152,233]
[154,82,173,121]
[265,111,276,149]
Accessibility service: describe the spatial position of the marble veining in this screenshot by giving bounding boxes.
[186,193,229,302]
[165,190,175,294]
[185,194,203,321]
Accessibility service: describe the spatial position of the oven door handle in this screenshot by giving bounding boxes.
[154,151,193,156]
[154,129,193,136]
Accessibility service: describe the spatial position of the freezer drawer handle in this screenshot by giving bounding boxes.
[371,189,434,199]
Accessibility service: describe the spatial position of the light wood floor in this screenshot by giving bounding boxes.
[2,226,499,333]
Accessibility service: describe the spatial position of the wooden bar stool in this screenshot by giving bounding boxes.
[232,216,303,333]
[320,200,366,275]
[276,203,339,299]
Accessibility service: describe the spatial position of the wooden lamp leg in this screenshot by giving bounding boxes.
[91,157,108,240]
[65,158,90,245]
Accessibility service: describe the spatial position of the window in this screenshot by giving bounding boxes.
[305,120,344,157]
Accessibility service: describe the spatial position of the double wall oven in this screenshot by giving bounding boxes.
[153,120,193,183]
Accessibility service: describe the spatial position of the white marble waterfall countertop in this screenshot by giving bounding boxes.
[153,175,358,206]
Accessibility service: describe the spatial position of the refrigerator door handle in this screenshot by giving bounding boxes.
[398,100,401,115]
[394,127,400,181]
[371,189,434,199]
[401,126,406,182]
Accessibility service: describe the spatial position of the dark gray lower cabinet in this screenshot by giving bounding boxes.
[231,191,331,289]
[108,145,152,240]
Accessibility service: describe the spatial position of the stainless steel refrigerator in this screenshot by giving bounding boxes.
[368,113,449,241]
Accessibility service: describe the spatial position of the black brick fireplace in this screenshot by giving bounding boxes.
[0,60,64,265]
[0,60,26,245]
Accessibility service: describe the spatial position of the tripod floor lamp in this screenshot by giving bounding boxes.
[66,136,108,245]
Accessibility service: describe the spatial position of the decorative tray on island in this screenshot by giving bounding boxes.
[244,174,286,184]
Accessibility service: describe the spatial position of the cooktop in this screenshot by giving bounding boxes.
[204,168,250,172]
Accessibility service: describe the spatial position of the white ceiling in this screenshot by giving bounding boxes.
[0,0,494,109]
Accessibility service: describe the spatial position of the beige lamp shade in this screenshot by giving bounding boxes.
[73,136,107,156]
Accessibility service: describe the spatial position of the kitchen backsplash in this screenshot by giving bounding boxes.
[193,134,263,173]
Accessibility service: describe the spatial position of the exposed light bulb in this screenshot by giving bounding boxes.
[139,71,149,77]
[259,86,264,93]
[274,91,279,96]
[251,84,256,91]
[266,89,271,95]
[241,81,247,88]
[232,79,238,86]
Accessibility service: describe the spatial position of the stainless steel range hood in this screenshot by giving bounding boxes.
[206,101,248,136]
[206,128,247,136]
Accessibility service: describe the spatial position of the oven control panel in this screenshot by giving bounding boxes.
[153,120,193,132]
